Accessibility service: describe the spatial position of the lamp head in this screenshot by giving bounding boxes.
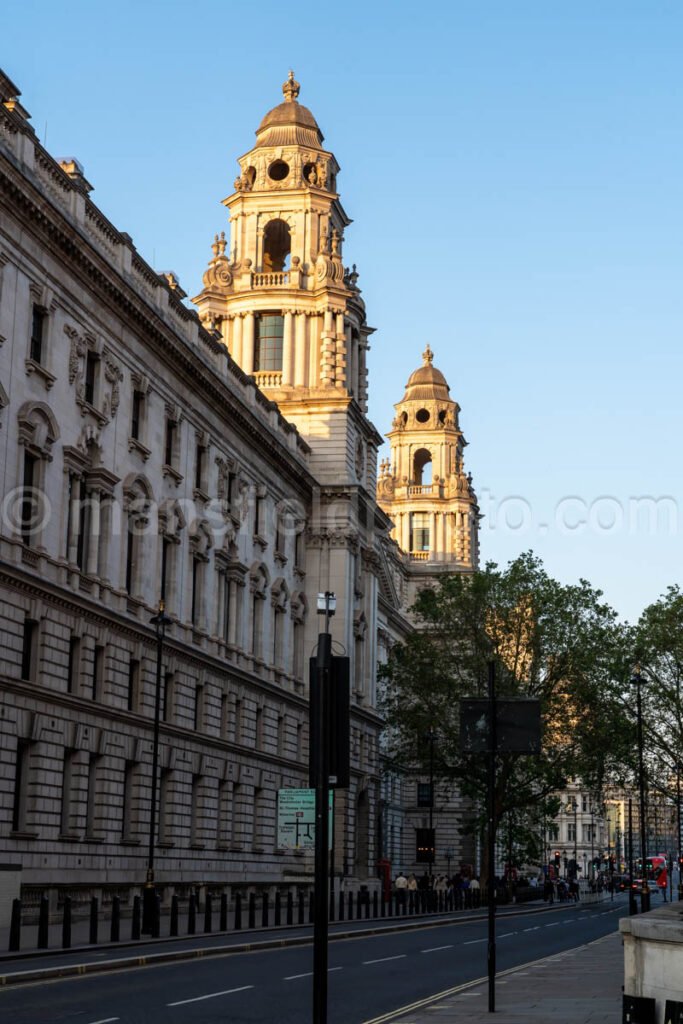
[316,591,337,616]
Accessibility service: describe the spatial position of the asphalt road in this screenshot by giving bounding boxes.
[0,896,630,1024]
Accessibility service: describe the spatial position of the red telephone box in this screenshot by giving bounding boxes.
[377,858,392,901]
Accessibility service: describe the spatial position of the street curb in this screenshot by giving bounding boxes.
[359,928,623,1024]
[0,900,594,988]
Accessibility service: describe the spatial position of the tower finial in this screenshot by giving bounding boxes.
[282,70,300,102]
[422,344,434,366]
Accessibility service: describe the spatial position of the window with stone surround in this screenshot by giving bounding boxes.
[127,658,140,713]
[11,739,31,833]
[30,305,46,364]
[21,616,39,681]
[254,314,284,372]
[262,219,290,273]
[158,767,173,844]
[85,752,101,838]
[410,512,430,552]
[121,760,138,841]
[60,748,77,836]
[163,672,175,723]
[91,643,105,701]
[67,634,81,694]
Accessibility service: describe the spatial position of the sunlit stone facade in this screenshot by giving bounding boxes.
[0,68,480,910]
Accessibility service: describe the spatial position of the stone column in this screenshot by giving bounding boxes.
[429,512,437,557]
[232,314,243,367]
[282,311,294,385]
[242,312,255,374]
[228,579,238,646]
[401,512,411,553]
[86,488,101,577]
[216,568,226,640]
[67,473,80,565]
[321,309,335,386]
[294,313,307,386]
[335,312,346,389]
[346,324,355,396]
[98,497,112,585]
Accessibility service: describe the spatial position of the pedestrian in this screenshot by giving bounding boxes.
[395,871,408,907]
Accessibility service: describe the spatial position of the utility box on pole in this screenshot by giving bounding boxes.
[309,656,350,790]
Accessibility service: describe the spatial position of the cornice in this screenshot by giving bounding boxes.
[0,155,314,491]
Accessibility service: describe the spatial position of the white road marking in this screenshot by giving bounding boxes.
[363,954,407,965]
[562,919,574,923]
[546,922,560,927]
[85,1019,119,1024]
[421,944,454,953]
[523,926,540,931]
[464,938,486,945]
[167,985,254,1007]
[498,932,516,938]
[284,968,342,980]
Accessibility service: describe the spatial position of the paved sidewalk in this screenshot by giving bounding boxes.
[394,931,622,1024]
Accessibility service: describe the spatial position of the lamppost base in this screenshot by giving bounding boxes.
[640,886,650,914]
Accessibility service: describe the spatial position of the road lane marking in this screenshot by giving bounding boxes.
[85,1019,119,1024]
[463,938,486,944]
[284,968,342,980]
[167,985,253,1006]
[498,932,516,938]
[546,922,560,927]
[363,954,407,965]
[523,926,540,931]
[421,944,454,953]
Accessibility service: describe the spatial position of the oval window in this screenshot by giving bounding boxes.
[416,408,430,423]
[268,160,290,182]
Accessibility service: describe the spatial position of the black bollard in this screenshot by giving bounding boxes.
[388,893,393,917]
[37,895,49,949]
[308,890,314,923]
[153,894,161,939]
[286,891,293,926]
[234,892,242,930]
[9,898,21,952]
[188,893,196,935]
[274,891,281,927]
[62,896,72,949]
[261,892,268,928]
[381,895,386,918]
[329,885,335,922]
[110,896,120,942]
[365,892,370,919]
[298,891,304,925]
[89,896,98,945]
[170,894,179,936]
[338,890,344,921]
[348,891,354,920]
[373,891,379,918]
[220,893,228,931]
[204,893,213,933]
[248,892,256,929]
[131,895,141,940]
[408,890,414,915]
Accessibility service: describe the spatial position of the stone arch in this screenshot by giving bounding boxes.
[122,471,154,504]
[413,448,432,486]
[262,218,291,273]
[17,400,60,457]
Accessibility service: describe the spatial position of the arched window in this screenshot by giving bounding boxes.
[413,448,432,486]
[254,314,284,372]
[262,219,291,272]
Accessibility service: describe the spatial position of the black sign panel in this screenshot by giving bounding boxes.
[459,698,542,754]
[415,828,435,863]
[309,656,350,789]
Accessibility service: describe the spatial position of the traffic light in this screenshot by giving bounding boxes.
[416,828,435,864]
[554,851,561,870]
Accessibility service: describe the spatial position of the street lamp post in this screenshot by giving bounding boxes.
[143,599,172,936]
[634,667,651,912]
[678,766,683,902]
[425,726,436,881]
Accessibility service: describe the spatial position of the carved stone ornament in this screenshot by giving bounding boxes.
[203,232,233,290]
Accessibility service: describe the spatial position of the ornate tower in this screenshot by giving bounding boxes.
[193,71,376,487]
[377,345,480,576]
[193,73,384,881]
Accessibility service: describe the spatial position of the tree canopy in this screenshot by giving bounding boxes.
[380,553,632,844]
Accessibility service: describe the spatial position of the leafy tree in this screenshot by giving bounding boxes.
[380,552,630,884]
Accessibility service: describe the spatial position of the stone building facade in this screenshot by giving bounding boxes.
[0,68,481,910]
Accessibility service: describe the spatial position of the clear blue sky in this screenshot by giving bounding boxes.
[5,0,682,623]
